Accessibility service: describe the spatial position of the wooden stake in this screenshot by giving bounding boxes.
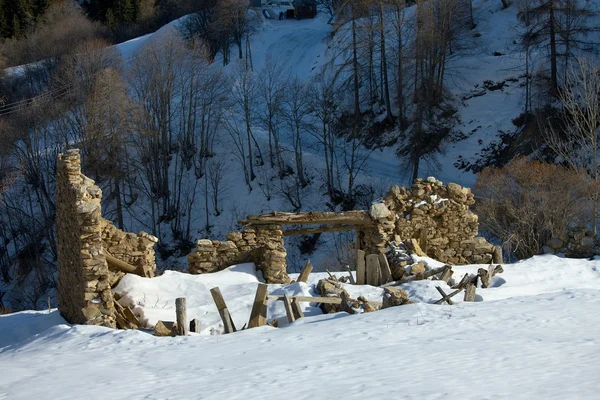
[435,286,455,305]
[326,269,338,281]
[439,266,453,282]
[175,298,188,336]
[345,265,356,284]
[434,287,463,305]
[291,298,304,319]
[282,294,296,323]
[297,260,313,283]
[464,283,476,302]
[478,268,490,288]
[366,254,381,286]
[210,287,237,334]
[356,249,366,285]
[248,283,269,328]
[378,254,392,284]
[190,318,201,334]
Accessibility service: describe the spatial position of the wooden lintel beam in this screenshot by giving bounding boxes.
[240,211,374,226]
[105,252,138,274]
[283,225,364,236]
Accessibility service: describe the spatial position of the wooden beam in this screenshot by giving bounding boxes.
[439,266,453,282]
[240,211,375,226]
[435,286,454,305]
[464,283,476,302]
[175,297,188,336]
[345,265,356,284]
[297,260,313,283]
[434,287,463,305]
[248,283,269,328]
[283,225,365,236]
[267,295,342,304]
[366,254,381,286]
[378,254,392,284]
[282,294,296,323]
[210,287,236,334]
[383,265,449,287]
[105,252,138,274]
[291,298,304,319]
[356,249,366,285]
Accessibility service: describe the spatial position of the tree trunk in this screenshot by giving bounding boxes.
[352,16,361,120]
[549,0,558,94]
[380,4,392,122]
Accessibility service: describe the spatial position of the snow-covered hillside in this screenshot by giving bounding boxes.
[1,255,600,399]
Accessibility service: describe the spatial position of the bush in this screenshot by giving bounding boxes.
[474,157,596,259]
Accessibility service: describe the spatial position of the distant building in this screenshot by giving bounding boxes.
[293,0,317,19]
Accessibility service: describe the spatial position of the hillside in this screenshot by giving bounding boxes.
[1,255,600,399]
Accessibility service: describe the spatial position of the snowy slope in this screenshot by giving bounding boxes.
[1,256,600,399]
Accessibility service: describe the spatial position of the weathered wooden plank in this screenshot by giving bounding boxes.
[248,283,269,328]
[434,287,463,305]
[210,287,237,333]
[175,297,188,336]
[366,254,381,286]
[439,266,453,282]
[356,249,366,285]
[267,295,342,304]
[297,260,313,283]
[283,224,365,236]
[105,252,138,274]
[464,283,476,302]
[378,254,392,284]
[190,318,201,334]
[383,265,449,287]
[435,286,454,305]
[241,211,375,226]
[291,298,304,319]
[478,268,490,288]
[453,273,472,290]
[282,294,296,323]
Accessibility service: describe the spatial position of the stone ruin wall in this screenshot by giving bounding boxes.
[188,225,290,284]
[56,149,157,327]
[188,177,500,283]
[364,177,500,265]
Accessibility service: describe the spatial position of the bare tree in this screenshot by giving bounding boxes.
[283,77,310,188]
[545,58,600,234]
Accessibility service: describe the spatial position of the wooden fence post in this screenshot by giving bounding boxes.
[378,253,392,284]
[366,254,381,286]
[291,298,304,319]
[297,260,313,283]
[210,287,237,333]
[248,283,269,328]
[175,297,188,336]
[464,283,476,302]
[356,249,366,285]
[190,318,201,334]
[282,294,296,323]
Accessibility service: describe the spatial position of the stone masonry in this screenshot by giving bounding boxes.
[57,149,157,327]
[188,225,289,284]
[364,177,499,265]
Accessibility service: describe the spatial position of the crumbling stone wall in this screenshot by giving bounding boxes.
[57,149,157,327]
[101,218,158,287]
[544,229,597,258]
[188,225,289,283]
[57,149,116,327]
[188,177,499,282]
[365,177,499,265]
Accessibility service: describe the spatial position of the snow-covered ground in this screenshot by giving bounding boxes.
[2,255,600,399]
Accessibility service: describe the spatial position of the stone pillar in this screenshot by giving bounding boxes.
[56,149,116,327]
[255,225,290,284]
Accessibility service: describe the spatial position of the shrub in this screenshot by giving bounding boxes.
[474,157,596,259]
